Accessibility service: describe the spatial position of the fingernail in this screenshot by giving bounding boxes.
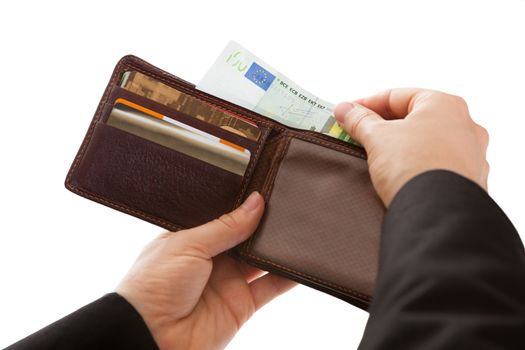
[334,102,355,123]
[241,191,261,212]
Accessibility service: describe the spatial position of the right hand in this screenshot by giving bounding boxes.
[334,89,489,207]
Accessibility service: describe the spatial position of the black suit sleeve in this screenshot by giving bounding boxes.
[359,170,525,350]
[5,293,159,350]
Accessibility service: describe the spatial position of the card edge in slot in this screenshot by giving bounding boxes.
[107,85,260,152]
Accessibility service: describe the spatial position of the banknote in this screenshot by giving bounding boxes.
[197,41,357,145]
[120,71,261,142]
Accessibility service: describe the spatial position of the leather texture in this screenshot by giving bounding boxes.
[72,122,244,228]
[65,55,385,309]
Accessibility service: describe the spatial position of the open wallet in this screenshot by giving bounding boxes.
[65,55,385,310]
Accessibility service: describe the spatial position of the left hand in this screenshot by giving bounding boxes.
[116,191,296,350]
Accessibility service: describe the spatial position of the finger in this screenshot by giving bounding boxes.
[476,124,490,151]
[235,261,266,283]
[209,254,265,284]
[334,102,384,149]
[249,273,297,311]
[353,88,428,120]
[177,191,265,258]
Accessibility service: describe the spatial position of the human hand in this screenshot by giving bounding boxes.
[335,89,489,206]
[116,192,296,350]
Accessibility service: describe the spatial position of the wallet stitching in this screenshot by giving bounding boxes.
[291,134,366,159]
[263,132,288,147]
[261,136,292,209]
[234,127,272,208]
[238,251,371,301]
[121,60,366,160]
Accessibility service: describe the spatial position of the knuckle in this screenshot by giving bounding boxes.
[157,231,176,240]
[476,125,490,144]
[430,92,471,119]
[215,212,240,232]
[348,107,373,136]
[182,240,212,259]
[409,90,436,111]
[423,89,442,99]
[379,89,395,118]
[448,94,470,112]
[427,90,447,100]
[350,105,372,120]
[451,94,467,106]
[350,116,368,139]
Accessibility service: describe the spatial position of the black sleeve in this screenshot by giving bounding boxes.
[358,170,525,350]
[5,293,159,350]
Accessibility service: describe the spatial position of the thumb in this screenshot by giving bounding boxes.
[334,102,384,148]
[177,191,265,258]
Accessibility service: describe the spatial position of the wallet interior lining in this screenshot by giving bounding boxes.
[235,135,384,308]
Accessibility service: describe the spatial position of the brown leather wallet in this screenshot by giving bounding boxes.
[65,55,385,310]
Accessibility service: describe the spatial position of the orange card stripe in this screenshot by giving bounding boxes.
[115,98,164,120]
[115,98,247,153]
[220,139,245,152]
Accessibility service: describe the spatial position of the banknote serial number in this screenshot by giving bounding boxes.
[279,80,326,109]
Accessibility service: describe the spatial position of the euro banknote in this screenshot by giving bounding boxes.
[197,41,357,145]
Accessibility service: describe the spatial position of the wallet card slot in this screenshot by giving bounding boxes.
[235,135,385,308]
[104,86,259,152]
[69,121,245,229]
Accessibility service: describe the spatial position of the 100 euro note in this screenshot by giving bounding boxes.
[197,41,358,145]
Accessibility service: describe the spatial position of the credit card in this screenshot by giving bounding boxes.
[120,71,261,142]
[107,98,251,176]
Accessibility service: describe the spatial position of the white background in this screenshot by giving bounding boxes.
[1,0,524,349]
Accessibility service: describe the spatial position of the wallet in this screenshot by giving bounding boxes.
[65,55,385,310]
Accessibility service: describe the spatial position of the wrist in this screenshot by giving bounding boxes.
[116,290,181,350]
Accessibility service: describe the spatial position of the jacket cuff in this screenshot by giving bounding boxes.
[6,293,159,350]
